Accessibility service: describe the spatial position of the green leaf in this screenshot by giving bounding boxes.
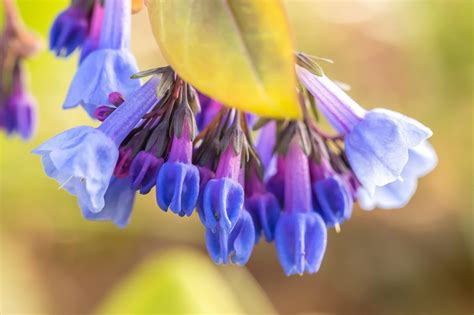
[93,248,272,314]
[147,0,301,119]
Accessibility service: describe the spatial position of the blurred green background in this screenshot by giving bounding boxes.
[1,0,472,314]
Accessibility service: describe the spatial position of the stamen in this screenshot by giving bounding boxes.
[58,175,74,190]
[335,223,341,233]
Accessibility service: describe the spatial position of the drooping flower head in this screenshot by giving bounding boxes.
[62,0,140,117]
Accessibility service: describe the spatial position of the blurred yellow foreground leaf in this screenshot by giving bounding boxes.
[94,248,275,314]
[147,0,301,119]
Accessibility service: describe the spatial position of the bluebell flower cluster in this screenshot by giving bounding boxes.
[0,0,41,140]
[37,7,437,275]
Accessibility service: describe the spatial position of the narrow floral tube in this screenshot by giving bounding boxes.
[99,0,130,50]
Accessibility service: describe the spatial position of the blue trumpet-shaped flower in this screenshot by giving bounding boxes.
[32,126,118,212]
[49,4,89,57]
[81,176,136,228]
[358,141,437,210]
[274,137,327,276]
[130,151,163,194]
[63,0,139,117]
[297,66,433,195]
[206,210,255,265]
[201,144,244,232]
[157,120,200,217]
[34,76,160,213]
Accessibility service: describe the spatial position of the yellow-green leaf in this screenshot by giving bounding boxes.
[147,0,301,119]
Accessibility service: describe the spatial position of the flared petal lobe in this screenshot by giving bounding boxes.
[358,141,437,210]
[81,176,136,228]
[345,109,432,194]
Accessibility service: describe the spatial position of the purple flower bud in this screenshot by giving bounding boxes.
[206,210,255,265]
[245,166,280,243]
[274,137,327,276]
[309,159,353,228]
[108,91,124,106]
[156,121,200,217]
[275,212,327,276]
[202,145,244,232]
[313,177,353,228]
[130,151,163,194]
[49,4,89,57]
[79,1,104,63]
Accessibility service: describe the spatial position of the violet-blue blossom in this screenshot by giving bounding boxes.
[297,66,433,195]
[206,210,255,265]
[81,176,136,228]
[33,76,160,212]
[62,0,139,117]
[274,137,327,276]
